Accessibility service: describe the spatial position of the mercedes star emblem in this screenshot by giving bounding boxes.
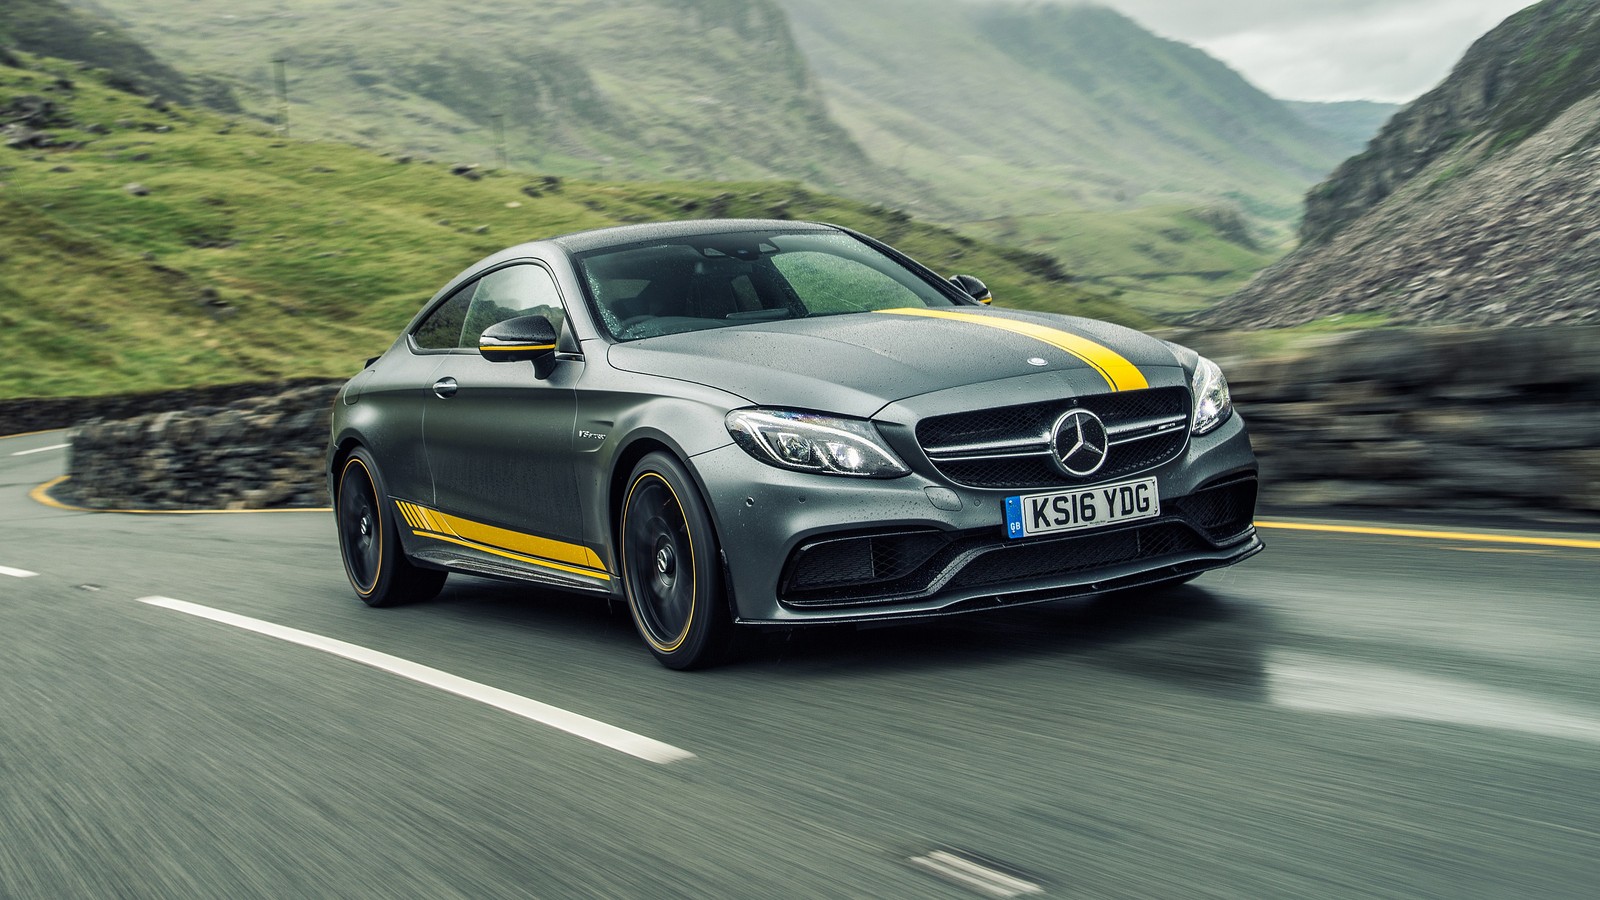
[1051,408,1110,477]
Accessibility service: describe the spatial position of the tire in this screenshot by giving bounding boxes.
[619,452,733,670]
[335,448,447,607]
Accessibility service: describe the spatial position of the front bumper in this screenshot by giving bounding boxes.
[693,409,1260,625]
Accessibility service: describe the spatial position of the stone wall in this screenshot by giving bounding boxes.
[21,325,1600,524]
[0,379,341,437]
[60,382,342,510]
[1192,325,1600,522]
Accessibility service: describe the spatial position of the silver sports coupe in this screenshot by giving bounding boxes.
[329,219,1261,668]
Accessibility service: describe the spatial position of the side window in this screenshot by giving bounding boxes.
[412,283,474,350]
[460,264,567,348]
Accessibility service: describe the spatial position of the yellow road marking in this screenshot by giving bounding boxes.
[875,308,1149,391]
[1256,520,1600,551]
[30,476,329,514]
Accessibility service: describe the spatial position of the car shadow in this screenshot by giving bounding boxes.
[405,577,1276,700]
[736,585,1276,701]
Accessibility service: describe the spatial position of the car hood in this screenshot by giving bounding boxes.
[606,307,1184,418]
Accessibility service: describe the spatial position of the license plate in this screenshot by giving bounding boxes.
[1004,477,1159,539]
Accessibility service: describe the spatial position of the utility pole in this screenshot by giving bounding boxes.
[491,112,507,170]
[272,57,289,138]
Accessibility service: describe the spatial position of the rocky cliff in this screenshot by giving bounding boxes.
[1205,0,1600,329]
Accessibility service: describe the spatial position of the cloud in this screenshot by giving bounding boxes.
[1021,0,1538,102]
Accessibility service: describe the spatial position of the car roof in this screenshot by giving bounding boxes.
[549,218,839,254]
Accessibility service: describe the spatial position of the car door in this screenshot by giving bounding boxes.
[358,282,475,505]
[421,261,590,566]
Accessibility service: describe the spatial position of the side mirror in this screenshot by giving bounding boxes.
[479,315,559,377]
[948,274,992,304]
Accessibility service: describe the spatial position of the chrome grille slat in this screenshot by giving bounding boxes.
[1107,414,1189,438]
[925,437,1051,460]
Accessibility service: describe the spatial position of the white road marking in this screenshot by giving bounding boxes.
[1269,651,1600,745]
[908,850,1043,898]
[135,596,695,764]
[0,565,40,578]
[9,443,69,457]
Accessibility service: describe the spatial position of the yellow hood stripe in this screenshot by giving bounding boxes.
[876,308,1149,392]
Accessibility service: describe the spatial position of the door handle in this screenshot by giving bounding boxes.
[432,377,458,399]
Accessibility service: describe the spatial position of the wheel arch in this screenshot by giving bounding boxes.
[608,437,678,546]
[326,434,366,501]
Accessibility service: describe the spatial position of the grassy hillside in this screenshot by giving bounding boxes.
[0,52,1142,400]
[965,204,1279,318]
[63,0,1353,317]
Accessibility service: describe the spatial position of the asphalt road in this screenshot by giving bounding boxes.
[3,429,1598,899]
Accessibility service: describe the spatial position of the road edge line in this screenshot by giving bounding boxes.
[134,596,695,765]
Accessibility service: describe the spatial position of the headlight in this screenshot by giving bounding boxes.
[1190,355,1233,436]
[726,409,909,478]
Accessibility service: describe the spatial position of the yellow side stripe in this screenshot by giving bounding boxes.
[435,509,606,570]
[394,500,610,574]
[876,308,1149,391]
[396,502,421,530]
[411,530,612,581]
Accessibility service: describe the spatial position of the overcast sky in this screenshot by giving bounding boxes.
[1070,0,1538,103]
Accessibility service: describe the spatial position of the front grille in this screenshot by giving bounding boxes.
[918,387,1191,489]
[778,475,1258,609]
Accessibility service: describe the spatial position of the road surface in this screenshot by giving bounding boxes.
[2,430,1597,898]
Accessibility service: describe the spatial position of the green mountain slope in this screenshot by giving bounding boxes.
[772,0,1344,313]
[775,0,1341,217]
[0,52,1139,400]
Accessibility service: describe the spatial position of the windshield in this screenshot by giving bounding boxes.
[573,230,960,341]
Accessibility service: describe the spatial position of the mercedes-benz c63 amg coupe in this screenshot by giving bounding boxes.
[329,219,1261,668]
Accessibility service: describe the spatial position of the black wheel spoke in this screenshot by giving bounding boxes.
[626,479,695,646]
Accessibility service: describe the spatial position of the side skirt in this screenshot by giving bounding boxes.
[409,547,613,595]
